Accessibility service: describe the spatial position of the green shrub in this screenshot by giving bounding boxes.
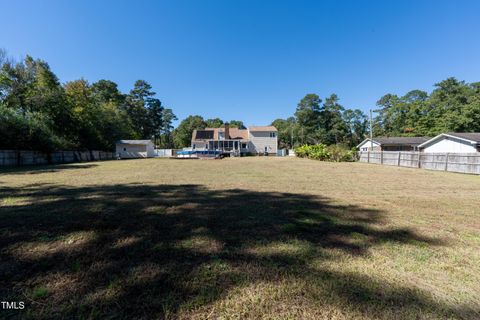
[326,145,356,162]
[294,145,309,158]
[294,144,355,162]
[294,144,329,160]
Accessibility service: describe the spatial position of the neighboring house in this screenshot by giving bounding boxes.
[116,140,155,159]
[418,133,480,153]
[191,123,278,155]
[357,137,430,152]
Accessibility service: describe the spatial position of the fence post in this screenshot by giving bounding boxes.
[397,152,401,166]
[380,151,384,164]
[418,152,422,168]
[367,151,370,163]
[444,153,449,171]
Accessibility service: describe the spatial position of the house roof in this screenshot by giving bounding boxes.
[249,126,278,132]
[418,132,480,148]
[192,125,277,141]
[357,137,430,148]
[207,127,249,140]
[192,128,249,141]
[372,137,430,145]
[117,140,153,145]
[445,132,480,142]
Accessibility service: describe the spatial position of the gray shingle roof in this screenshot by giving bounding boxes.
[446,132,480,143]
[372,137,430,145]
[117,140,153,145]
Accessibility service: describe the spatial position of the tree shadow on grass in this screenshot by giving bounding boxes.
[0,183,476,319]
[0,163,98,175]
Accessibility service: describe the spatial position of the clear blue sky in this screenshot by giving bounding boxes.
[1,0,480,126]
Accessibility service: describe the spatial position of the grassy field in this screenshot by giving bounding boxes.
[1,157,479,319]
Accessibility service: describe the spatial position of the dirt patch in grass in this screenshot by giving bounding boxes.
[0,158,479,319]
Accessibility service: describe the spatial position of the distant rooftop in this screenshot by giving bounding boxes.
[192,125,277,141]
[117,140,153,145]
[446,132,480,143]
[249,126,278,132]
[192,128,248,141]
[372,137,430,145]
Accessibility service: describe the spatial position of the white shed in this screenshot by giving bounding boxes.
[418,133,480,153]
[116,140,155,159]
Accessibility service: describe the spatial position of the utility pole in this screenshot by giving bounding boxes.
[370,109,373,150]
[370,109,382,150]
[290,126,293,148]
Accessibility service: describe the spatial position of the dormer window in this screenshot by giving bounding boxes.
[270,132,276,138]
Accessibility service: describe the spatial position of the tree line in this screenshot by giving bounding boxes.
[373,78,480,137]
[2,49,478,152]
[271,93,368,148]
[81,76,479,150]
[0,49,176,152]
[271,77,480,148]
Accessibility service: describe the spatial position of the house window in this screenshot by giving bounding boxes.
[361,147,367,151]
[270,132,276,138]
[193,144,196,149]
[241,143,247,149]
[123,147,126,151]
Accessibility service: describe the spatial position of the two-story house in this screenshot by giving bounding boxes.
[191,123,278,156]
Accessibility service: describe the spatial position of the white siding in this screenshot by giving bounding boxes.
[146,143,155,157]
[422,136,478,153]
[116,142,155,158]
[248,131,278,154]
[357,140,380,151]
[154,149,174,157]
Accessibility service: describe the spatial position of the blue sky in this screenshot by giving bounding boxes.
[1,0,480,126]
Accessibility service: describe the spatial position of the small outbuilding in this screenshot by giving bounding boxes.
[357,137,430,152]
[116,140,155,159]
[418,133,480,153]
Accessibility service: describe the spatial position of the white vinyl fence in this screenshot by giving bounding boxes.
[358,151,480,175]
[154,149,180,157]
[0,150,115,167]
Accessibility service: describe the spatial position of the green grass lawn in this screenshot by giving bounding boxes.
[1,157,479,319]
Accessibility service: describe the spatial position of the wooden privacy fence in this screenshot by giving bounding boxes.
[0,150,115,167]
[358,151,480,175]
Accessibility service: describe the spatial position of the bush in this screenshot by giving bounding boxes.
[326,145,356,162]
[294,144,329,160]
[294,144,355,162]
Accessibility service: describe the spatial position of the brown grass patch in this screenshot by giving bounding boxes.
[0,157,479,319]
